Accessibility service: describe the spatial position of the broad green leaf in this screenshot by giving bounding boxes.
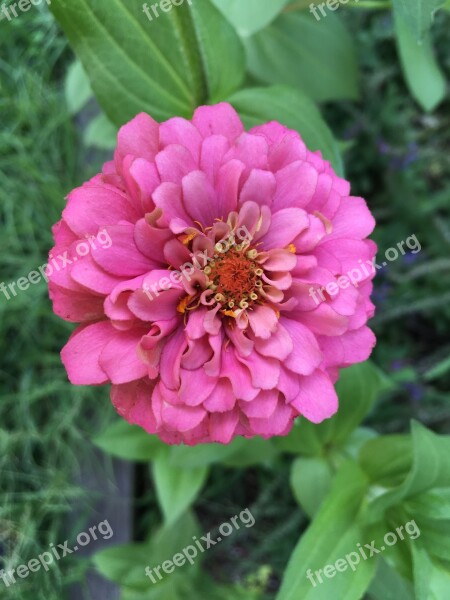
[343,427,378,460]
[412,542,450,600]
[405,489,450,520]
[368,558,415,600]
[364,422,450,522]
[153,452,208,525]
[65,60,92,114]
[84,114,118,150]
[274,419,322,456]
[359,434,413,486]
[394,11,446,112]
[244,13,359,102]
[93,419,165,461]
[94,511,200,590]
[290,457,333,518]
[169,442,241,468]
[392,0,445,41]
[417,517,450,562]
[210,0,289,36]
[329,361,388,445]
[222,436,279,467]
[277,461,375,600]
[50,0,244,125]
[188,0,245,102]
[228,85,343,175]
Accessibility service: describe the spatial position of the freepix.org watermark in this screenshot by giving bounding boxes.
[306,519,421,587]
[0,520,114,587]
[1,0,51,21]
[0,228,112,302]
[309,0,359,22]
[308,234,421,306]
[142,0,192,22]
[144,508,255,584]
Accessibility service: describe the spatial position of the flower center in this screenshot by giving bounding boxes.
[204,247,263,311]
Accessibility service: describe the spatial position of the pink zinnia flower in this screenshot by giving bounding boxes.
[49,103,376,445]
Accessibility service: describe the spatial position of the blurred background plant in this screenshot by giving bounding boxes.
[0,0,449,598]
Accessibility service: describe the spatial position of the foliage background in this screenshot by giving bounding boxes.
[0,1,449,599]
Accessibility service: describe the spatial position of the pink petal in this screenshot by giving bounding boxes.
[237,352,280,390]
[111,379,158,434]
[253,322,293,360]
[281,317,323,376]
[61,321,113,384]
[114,112,159,170]
[248,398,294,436]
[224,133,269,174]
[220,347,259,401]
[134,217,173,265]
[70,254,124,295]
[91,224,158,276]
[182,170,221,226]
[290,370,338,423]
[259,208,308,249]
[273,161,318,211]
[50,283,105,323]
[248,305,279,340]
[63,186,139,236]
[179,368,217,406]
[200,135,230,184]
[209,409,239,444]
[193,103,243,142]
[239,389,278,418]
[161,402,206,433]
[204,379,236,412]
[159,117,202,162]
[328,197,376,240]
[239,169,276,208]
[99,327,149,384]
[159,328,188,390]
[216,159,245,216]
[155,144,197,184]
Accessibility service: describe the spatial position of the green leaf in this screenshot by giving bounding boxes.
[93,419,165,461]
[168,442,241,468]
[364,422,450,522]
[392,0,445,41]
[277,461,375,600]
[330,361,388,445]
[412,542,450,600]
[188,0,245,102]
[394,11,446,112]
[221,436,278,467]
[368,558,415,600]
[244,13,359,102]
[153,452,208,525]
[343,427,378,460]
[359,434,413,486]
[228,85,343,175]
[417,517,450,562]
[210,0,289,36]
[94,511,200,590]
[65,60,92,115]
[405,489,450,520]
[274,419,322,456]
[84,114,118,150]
[290,456,333,518]
[50,0,244,126]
